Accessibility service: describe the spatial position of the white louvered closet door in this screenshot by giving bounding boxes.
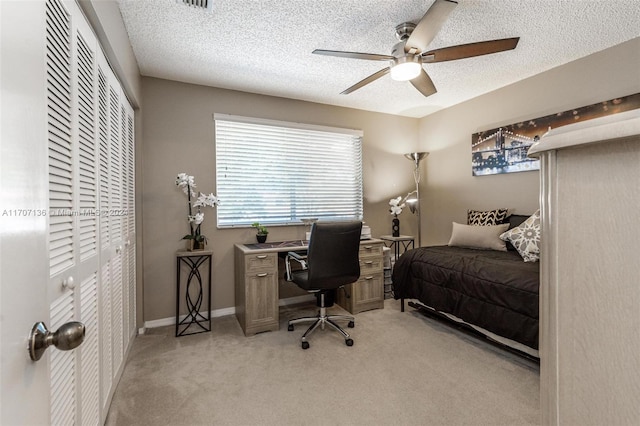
[45,0,135,424]
[75,12,101,426]
[108,79,124,385]
[97,46,134,419]
[122,100,136,346]
[46,0,81,423]
[97,55,114,413]
[97,49,136,417]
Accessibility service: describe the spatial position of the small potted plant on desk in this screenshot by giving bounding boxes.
[252,222,269,243]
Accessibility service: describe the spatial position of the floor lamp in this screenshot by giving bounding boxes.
[404,152,428,247]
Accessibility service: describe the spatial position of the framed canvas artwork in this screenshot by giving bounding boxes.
[472,92,640,176]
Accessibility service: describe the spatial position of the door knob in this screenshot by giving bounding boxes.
[28,321,85,361]
[62,276,75,290]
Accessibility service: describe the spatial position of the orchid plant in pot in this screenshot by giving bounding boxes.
[389,190,417,237]
[176,173,219,250]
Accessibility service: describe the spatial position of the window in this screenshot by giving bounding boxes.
[215,114,363,227]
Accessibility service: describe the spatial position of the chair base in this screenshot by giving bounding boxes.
[287,298,355,349]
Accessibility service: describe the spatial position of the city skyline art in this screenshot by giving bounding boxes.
[471,92,640,176]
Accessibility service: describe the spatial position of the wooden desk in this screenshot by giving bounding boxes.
[234,239,384,336]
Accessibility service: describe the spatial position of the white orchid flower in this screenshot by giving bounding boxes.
[193,192,219,208]
[175,173,196,197]
[194,212,204,225]
[188,212,205,225]
[389,196,405,216]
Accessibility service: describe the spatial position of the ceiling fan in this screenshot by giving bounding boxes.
[313,0,520,97]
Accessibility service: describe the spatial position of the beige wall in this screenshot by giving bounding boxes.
[141,38,640,323]
[418,37,640,245]
[141,78,419,321]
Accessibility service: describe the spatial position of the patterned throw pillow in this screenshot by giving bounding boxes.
[467,208,509,226]
[499,210,541,262]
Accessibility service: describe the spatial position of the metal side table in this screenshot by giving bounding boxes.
[379,235,415,298]
[379,235,415,261]
[176,250,213,337]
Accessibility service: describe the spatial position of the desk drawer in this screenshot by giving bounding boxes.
[355,272,384,305]
[359,242,383,258]
[337,272,384,314]
[359,256,383,274]
[245,253,277,273]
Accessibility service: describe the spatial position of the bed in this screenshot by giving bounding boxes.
[392,213,540,357]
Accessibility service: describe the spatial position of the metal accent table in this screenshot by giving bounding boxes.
[379,235,415,298]
[379,235,415,261]
[176,250,213,337]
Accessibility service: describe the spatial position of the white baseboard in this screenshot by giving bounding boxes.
[144,295,314,330]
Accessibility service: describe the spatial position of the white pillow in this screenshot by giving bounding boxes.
[500,210,541,262]
[448,222,510,251]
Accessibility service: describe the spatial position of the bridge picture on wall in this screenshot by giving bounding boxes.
[471,92,640,176]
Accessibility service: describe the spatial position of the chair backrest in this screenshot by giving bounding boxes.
[305,221,363,290]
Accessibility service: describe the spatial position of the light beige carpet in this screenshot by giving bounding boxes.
[106,299,539,426]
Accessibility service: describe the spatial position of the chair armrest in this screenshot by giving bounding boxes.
[285,251,308,281]
[288,251,308,262]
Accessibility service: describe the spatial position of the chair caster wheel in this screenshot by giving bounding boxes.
[348,321,355,328]
[301,341,310,350]
[345,338,354,347]
[288,324,294,331]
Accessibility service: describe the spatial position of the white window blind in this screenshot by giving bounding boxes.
[215,114,363,227]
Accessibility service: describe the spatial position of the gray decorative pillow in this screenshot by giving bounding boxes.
[499,210,541,262]
[467,208,509,225]
[448,222,509,251]
[505,214,530,251]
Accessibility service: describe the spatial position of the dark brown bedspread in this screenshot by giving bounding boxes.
[392,246,540,349]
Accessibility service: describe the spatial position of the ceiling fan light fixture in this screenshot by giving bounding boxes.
[313,0,519,96]
[390,58,422,81]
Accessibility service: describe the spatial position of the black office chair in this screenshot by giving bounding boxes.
[285,221,362,349]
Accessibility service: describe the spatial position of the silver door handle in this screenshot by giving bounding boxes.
[28,321,85,361]
[61,276,75,290]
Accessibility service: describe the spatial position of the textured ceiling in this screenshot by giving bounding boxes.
[117,0,640,118]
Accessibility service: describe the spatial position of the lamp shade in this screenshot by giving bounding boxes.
[404,152,428,164]
[405,196,418,214]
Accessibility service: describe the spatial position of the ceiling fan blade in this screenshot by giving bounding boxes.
[410,69,437,97]
[341,67,391,95]
[405,0,458,53]
[422,37,520,63]
[313,49,394,61]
